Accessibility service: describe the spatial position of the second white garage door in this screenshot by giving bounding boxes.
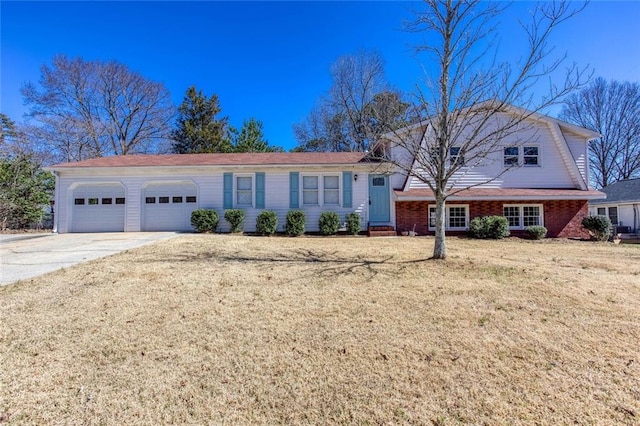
[142,182,198,231]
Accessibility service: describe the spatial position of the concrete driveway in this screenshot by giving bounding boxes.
[0,232,180,286]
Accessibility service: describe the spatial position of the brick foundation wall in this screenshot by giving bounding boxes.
[395,199,590,238]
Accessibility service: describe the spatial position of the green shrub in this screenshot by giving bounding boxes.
[468,215,510,239]
[345,212,361,235]
[319,212,340,236]
[581,215,611,241]
[285,210,306,236]
[256,210,278,235]
[191,209,219,233]
[525,225,547,240]
[224,209,246,233]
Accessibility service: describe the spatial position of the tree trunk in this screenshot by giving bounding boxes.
[433,192,447,259]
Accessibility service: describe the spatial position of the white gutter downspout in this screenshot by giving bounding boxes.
[52,171,59,233]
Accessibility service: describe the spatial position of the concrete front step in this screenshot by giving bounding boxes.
[368,230,398,237]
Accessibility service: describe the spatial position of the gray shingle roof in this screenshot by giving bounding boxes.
[590,179,640,204]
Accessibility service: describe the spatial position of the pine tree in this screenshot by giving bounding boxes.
[232,118,283,153]
[171,86,232,154]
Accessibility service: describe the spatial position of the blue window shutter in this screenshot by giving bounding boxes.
[223,173,233,209]
[255,172,265,209]
[342,171,353,208]
[289,172,299,208]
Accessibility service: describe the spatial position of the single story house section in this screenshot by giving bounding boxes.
[589,178,640,234]
[46,152,391,234]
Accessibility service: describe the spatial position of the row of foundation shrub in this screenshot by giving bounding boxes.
[191,209,362,236]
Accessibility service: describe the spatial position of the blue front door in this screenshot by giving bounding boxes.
[369,174,390,223]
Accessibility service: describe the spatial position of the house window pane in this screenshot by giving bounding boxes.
[449,206,467,228]
[523,206,541,227]
[237,176,252,206]
[172,196,183,203]
[74,198,85,205]
[88,198,98,205]
[504,147,519,167]
[303,176,319,205]
[159,196,169,204]
[597,207,606,215]
[450,147,464,166]
[145,197,155,204]
[503,206,521,228]
[115,198,125,205]
[372,177,385,186]
[429,207,436,228]
[186,196,196,203]
[523,146,539,166]
[324,176,339,205]
[102,198,112,205]
[608,207,618,225]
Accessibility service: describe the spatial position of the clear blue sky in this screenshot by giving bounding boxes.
[2,1,639,151]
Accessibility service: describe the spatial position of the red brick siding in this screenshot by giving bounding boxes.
[395,199,590,238]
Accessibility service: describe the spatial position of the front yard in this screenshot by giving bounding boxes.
[1,235,638,424]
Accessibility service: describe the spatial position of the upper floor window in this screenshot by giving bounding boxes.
[503,147,519,167]
[504,146,541,167]
[449,147,465,166]
[236,176,253,207]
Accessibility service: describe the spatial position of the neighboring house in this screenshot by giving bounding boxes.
[46,105,605,237]
[589,179,640,233]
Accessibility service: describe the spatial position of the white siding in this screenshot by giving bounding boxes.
[55,167,372,233]
[562,127,589,184]
[406,117,579,191]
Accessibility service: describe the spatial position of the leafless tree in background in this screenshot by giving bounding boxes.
[21,55,174,163]
[560,77,640,188]
[294,50,410,152]
[381,0,589,259]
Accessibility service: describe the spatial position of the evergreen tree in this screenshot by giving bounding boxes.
[232,118,283,153]
[171,86,232,153]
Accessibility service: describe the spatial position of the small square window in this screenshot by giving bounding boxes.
[597,207,606,216]
[523,206,541,227]
[115,198,125,205]
[102,198,112,205]
[145,197,156,204]
[503,206,521,228]
[74,198,85,205]
[159,197,169,204]
[88,198,98,205]
[186,196,197,203]
[372,177,385,187]
[448,206,467,228]
[172,196,183,203]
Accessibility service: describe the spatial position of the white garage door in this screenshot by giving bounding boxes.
[71,184,126,233]
[142,182,198,231]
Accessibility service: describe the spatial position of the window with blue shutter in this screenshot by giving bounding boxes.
[342,171,352,208]
[223,173,233,209]
[255,172,265,209]
[289,172,299,208]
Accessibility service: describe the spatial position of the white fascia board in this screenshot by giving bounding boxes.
[397,194,606,202]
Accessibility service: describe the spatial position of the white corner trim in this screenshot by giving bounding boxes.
[548,122,587,190]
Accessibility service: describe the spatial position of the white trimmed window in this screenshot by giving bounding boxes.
[428,205,469,230]
[504,146,541,167]
[302,174,341,206]
[596,206,618,225]
[503,204,544,229]
[236,175,253,207]
[449,147,465,166]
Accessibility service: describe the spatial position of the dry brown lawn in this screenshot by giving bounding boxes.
[1,235,639,425]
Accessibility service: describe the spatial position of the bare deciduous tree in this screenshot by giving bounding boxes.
[21,55,175,163]
[560,77,640,188]
[380,0,589,259]
[294,50,410,152]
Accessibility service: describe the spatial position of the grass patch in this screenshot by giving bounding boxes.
[1,236,639,424]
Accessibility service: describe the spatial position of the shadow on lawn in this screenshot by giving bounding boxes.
[137,248,431,281]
